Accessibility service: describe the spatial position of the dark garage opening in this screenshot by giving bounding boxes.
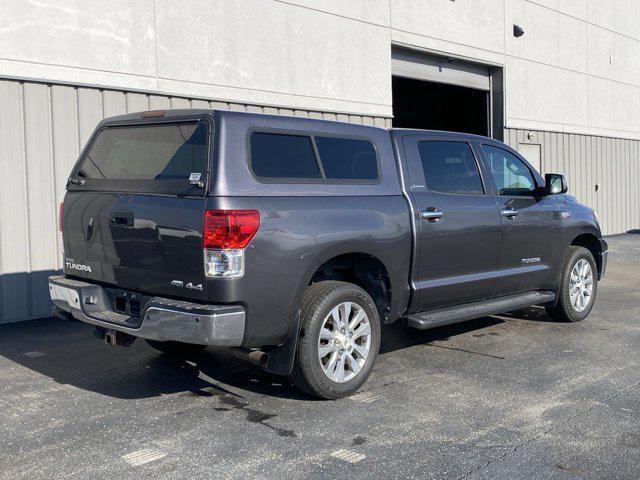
[392,76,489,136]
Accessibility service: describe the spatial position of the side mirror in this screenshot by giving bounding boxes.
[544,173,568,195]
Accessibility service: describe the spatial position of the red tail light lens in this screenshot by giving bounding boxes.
[58,202,64,232]
[203,210,260,249]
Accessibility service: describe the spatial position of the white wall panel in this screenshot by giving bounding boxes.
[506,0,588,73]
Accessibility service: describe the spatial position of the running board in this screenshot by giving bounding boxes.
[403,291,556,330]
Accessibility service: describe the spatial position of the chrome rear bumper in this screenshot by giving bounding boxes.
[48,275,245,346]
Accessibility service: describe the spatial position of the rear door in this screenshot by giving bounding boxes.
[62,116,212,301]
[478,143,563,293]
[403,136,502,311]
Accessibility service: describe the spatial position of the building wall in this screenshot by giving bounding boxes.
[2,1,640,140]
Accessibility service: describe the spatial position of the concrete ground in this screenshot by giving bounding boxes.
[1,234,639,480]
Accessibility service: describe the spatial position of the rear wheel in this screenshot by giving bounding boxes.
[145,340,207,357]
[546,246,598,322]
[290,281,381,399]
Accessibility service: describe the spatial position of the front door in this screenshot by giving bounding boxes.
[403,137,503,311]
[479,144,563,293]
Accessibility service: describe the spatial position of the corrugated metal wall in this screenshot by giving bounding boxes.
[0,78,391,324]
[505,128,640,237]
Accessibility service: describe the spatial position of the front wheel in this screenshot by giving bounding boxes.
[546,246,598,322]
[290,281,381,399]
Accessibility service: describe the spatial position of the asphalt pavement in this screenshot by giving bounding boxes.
[1,234,639,479]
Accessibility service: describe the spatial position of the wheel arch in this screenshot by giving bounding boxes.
[570,232,603,278]
[296,244,405,324]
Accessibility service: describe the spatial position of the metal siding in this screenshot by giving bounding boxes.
[126,92,149,112]
[23,84,58,318]
[51,85,80,269]
[102,90,126,117]
[149,95,170,110]
[0,78,391,323]
[506,128,640,236]
[0,81,30,322]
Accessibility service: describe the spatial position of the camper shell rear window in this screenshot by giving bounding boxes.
[69,119,211,195]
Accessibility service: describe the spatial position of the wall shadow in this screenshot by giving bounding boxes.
[0,269,60,324]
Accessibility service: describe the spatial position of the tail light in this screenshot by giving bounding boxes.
[203,210,259,277]
[58,202,64,232]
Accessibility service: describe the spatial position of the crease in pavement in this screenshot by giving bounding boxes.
[455,368,640,479]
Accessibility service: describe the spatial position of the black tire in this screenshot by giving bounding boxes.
[290,281,381,400]
[546,246,598,323]
[145,339,207,357]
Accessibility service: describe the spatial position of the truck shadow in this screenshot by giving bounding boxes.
[0,308,551,401]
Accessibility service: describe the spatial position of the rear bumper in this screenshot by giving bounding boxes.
[48,275,245,346]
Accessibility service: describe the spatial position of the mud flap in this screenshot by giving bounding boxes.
[264,314,300,376]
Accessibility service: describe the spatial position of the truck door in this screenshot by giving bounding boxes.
[402,136,502,311]
[478,144,563,294]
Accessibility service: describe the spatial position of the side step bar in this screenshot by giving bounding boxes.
[403,291,556,330]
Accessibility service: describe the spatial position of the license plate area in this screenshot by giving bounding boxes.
[110,290,147,318]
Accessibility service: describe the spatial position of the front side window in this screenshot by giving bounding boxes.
[482,145,536,196]
[79,122,208,180]
[417,141,484,195]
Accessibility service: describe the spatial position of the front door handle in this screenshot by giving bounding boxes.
[421,209,443,222]
[501,208,519,218]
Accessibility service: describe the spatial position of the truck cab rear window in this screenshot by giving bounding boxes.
[78,122,207,180]
[250,132,378,181]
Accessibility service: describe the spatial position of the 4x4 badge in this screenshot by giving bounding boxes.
[186,282,203,291]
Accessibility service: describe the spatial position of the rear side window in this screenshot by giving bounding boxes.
[315,137,378,180]
[250,132,378,182]
[417,141,484,195]
[79,122,208,180]
[250,133,321,179]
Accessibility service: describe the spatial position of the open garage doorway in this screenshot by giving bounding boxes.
[392,76,489,135]
[391,47,503,139]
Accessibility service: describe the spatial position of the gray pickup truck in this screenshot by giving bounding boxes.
[49,109,607,399]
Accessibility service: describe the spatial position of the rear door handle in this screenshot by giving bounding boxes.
[421,209,443,222]
[501,208,519,218]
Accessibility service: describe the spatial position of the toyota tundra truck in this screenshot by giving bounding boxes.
[49,109,607,399]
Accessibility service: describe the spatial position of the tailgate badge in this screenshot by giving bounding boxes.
[186,282,203,291]
[65,258,92,273]
[170,280,184,288]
